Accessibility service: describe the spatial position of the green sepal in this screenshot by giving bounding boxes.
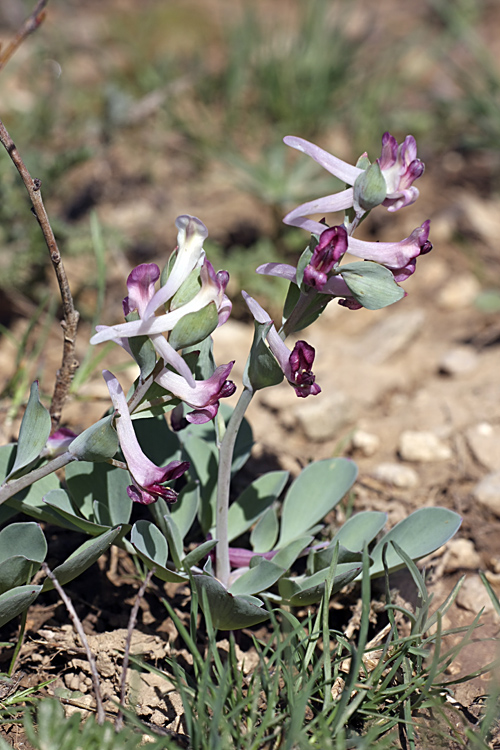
[124,310,157,379]
[170,266,201,310]
[353,161,387,213]
[242,321,283,392]
[169,301,219,351]
[68,415,119,462]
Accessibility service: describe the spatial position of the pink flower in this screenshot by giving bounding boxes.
[155,362,237,424]
[283,132,424,233]
[242,293,321,398]
[103,370,189,505]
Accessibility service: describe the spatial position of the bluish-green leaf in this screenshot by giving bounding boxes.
[279,565,361,606]
[332,510,387,551]
[65,461,132,525]
[42,526,124,591]
[182,539,217,569]
[242,321,284,392]
[0,522,47,564]
[0,558,41,596]
[163,515,184,569]
[340,261,405,310]
[228,471,289,543]
[194,574,269,630]
[182,435,218,534]
[272,535,312,569]
[279,458,357,547]
[43,489,112,536]
[229,559,285,596]
[250,505,279,553]
[308,543,365,575]
[7,382,51,479]
[169,482,200,539]
[130,520,187,583]
[367,507,462,578]
[0,585,42,627]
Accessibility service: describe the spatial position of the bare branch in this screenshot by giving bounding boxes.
[0,120,80,431]
[42,563,105,725]
[0,1,49,74]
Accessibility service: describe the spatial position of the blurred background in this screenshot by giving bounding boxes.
[1,0,500,425]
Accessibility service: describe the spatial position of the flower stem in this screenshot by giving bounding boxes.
[0,451,76,506]
[215,386,253,586]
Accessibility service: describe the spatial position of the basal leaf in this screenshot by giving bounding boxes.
[7,382,51,479]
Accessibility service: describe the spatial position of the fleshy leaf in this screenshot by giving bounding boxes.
[0,522,47,594]
[169,482,200,539]
[0,585,42,627]
[227,471,289,543]
[182,539,218,569]
[332,510,387,551]
[41,526,124,591]
[308,543,365,575]
[130,519,187,583]
[194,574,269,630]
[272,535,313,570]
[228,559,285,596]
[7,382,51,479]
[340,261,405,310]
[279,565,361,606]
[279,458,357,547]
[182,435,218,534]
[250,505,279,553]
[367,507,462,578]
[43,489,112,536]
[65,461,132,525]
[163,515,184,569]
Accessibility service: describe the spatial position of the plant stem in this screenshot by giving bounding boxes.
[215,386,253,587]
[0,451,76,506]
[281,288,317,339]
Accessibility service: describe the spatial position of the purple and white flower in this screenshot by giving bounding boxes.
[283,132,425,233]
[103,370,189,505]
[155,362,237,424]
[242,292,321,398]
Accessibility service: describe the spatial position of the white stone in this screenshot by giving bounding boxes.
[371,462,419,488]
[352,429,380,456]
[442,538,481,573]
[398,431,453,462]
[294,390,356,442]
[356,309,425,364]
[456,575,495,613]
[472,471,500,516]
[439,346,479,376]
[466,423,500,472]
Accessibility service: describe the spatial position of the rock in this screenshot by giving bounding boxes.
[437,273,481,311]
[398,431,453,462]
[472,471,500,516]
[442,538,481,573]
[439,346,479,376]
[371,462,419,488]
[466,422,500,471]
[294,390,356,441]
[352,429,380,456]
[456,575,495,613]
[356,309,425,364]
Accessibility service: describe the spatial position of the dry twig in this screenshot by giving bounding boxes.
[0,0,48,73]
[42,564,105,725]
[0,0,80,431]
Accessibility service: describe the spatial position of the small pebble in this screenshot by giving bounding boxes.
[466,423,500,472]
[399,431,452,462]
[294,390,356,441]
[442,538,481,573]
[472,471,500,517]
[371,462,419,488]
[439,346,479,376]
[456,575,494,613]
[352,429,380,456]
